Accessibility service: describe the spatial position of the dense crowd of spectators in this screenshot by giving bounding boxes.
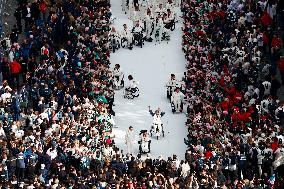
[182,0,284,188]
[1,0,284,188]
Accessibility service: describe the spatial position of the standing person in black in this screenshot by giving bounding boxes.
[10,25,19,44]
[31,0,40,21]
[133,0,139,10]
[14,6,22,33]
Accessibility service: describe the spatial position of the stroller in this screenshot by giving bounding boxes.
[138,130,151,154]
[123,86,140,99]
[150,123,165,140]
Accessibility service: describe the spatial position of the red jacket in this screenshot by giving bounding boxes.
[10,60,21,74]
[261,12,272,26]
[271,142,278,152]
[272,37,281,48]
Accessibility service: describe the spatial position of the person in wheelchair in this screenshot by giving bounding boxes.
[113,64,124,89]
[138,130,151,154]
[164,9,175,31]
[109,26,120,41]
[155,3,166,18]
[109,27,121,52]
[125,75,138,91]
[120,24,133,50]
[131,21,144,46]
[148,106,165,139]
[124,75,139,99]
[166,74,177,99]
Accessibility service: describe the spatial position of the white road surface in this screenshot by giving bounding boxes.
[110,0,188,159]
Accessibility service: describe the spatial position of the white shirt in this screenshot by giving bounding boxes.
[262,81,271,95]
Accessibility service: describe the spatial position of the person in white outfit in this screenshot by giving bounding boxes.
[122,0,127,13]
[180,160,190,178]
[126,75,138,90]
[165,0,174,11]
[113,64,124,88]
[144,9,155,41]
[155,4,166,18]
[125,126,135,155]
[132,21,144,44]
[164,9,175,29]
[109,27,120,42]
[128,0,135,16]
[166,74,178,98]
[121,24,133,49]
[149,106,165,137]
[171,87,185,112]
[140,0,149,17]
[155,14,164,43]
[130,7,140,26]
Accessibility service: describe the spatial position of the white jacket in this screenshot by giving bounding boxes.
[121,29,132,38]
[125,130,135,144]
[166,79,177,87]
[171,91,185,102]
[153,114,162,125]
[155,7,165,17]
[128,80,137,88]
[132,26,143,33]
[113,68,123,77]
[164,13,174,23]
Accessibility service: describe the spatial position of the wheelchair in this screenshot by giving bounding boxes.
[132,31,144,48]
[123,87,140,99]
[150,123,165,140]
[171,100,183,113]
[166,86,175,99]
[121,37,133,50]
[113,75,124,90]
[109,35,120,53]
[155,27,170,42]
[138,130,151,154]
[164,19,176,31]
